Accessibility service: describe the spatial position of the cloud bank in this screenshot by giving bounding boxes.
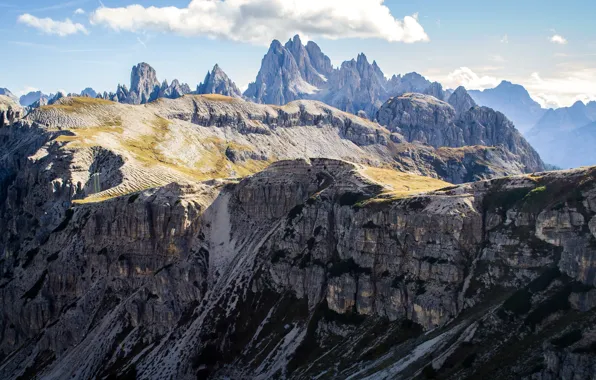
[18,14,88,36]
[89,0,429,45]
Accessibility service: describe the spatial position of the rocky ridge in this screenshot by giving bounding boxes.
[376,92,544,173]
[196,64,243,98]
[244,35,440,118]
[0,96,23,127]
[96,63,192,105]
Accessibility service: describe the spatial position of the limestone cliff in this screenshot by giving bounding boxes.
[377,93,545,173]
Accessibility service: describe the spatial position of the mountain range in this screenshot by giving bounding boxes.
[4,34,596,170]
[0,92,595,379]
[2,28,596,377]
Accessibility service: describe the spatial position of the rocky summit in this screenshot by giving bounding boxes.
[97,63,192,105]
[244,35,439,118]
[0,94,595,380]
[196,64,243,99]
[376,92,544,174]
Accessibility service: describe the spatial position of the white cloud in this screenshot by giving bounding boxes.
[440,67,501,90]
[90,0,429,45]
[17,86,40,96]
[550,34,567,44]
[18,14,89,36]
[500,34,508,43]
[74,8,85,15]
[526,68,596,108]
[429,64,596,108]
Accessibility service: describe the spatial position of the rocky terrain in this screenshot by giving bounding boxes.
[0,96,596,378]
[0,96,23,127]
[196,65,243,99]
[3,93,596,380]
[244,35,441,118]
[376,92,544,174]
[96,63,192,105]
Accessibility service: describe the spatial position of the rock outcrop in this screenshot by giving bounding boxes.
[423,81,447,101]
[244,35,437,118]
[0,95,23,126]
[105,63,192,105]
[377,93,545,173]
[125,62,161,104]
[196,64,243,98]
[244,39,320,105]
[448,86,477,115]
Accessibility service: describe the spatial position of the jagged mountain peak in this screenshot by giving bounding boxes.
[269,39,283,50]
[448,86,477,114]
[197,64,243,98]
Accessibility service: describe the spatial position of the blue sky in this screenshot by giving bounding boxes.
[1,0,595,108]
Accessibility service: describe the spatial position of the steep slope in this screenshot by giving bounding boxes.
[377,93,544,173]
[244,39,320,105]
[447,86,477,115]
[322,54,391,116]
[196,64,243,98]
[1,141,596,379]
[469,80,546,133]
[244,35,436,118]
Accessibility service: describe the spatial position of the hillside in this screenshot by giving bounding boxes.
[8,95,539,205]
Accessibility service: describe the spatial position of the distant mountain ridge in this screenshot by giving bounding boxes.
[376,89,544,175]
[468,80,546,133]
[244,35,440,117]
[5,34,594,170]
[526,100,596,168]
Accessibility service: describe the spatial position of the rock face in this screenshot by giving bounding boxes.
[103,62,192,105]
[244,38,320,105]
[244,35,436,118]
[125,62,161,104]
[469,80,546,133]
[196,64,243,98]
[377,93,545,173]
[1,112,596,380]
[423,81,447,101]
[448,86,477,115]
[389,71,434,95]
[0,95,23,126]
